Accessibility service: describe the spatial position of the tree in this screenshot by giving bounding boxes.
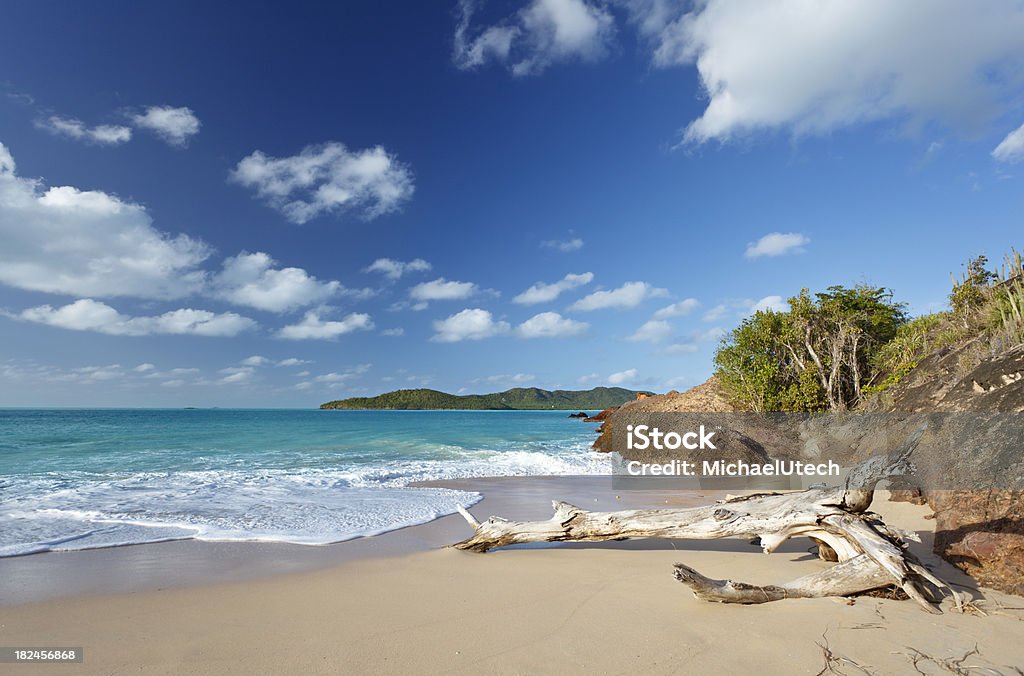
[714,285,906,412]
[949,255,996,326]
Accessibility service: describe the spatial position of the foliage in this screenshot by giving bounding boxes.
[986,249,1024,349]
[950,254,997,325]
[861,312,962,396]
[320,387,647,410]
[714,284,906,412]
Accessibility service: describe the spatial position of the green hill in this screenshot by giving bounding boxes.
[320,386,648,410]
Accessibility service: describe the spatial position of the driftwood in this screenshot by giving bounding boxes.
[452,425,963,613]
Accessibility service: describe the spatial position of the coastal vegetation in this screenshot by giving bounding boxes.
[713,250,1024,413]
[320,386,647,410]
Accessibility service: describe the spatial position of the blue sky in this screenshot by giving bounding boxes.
[1,0,1023,407]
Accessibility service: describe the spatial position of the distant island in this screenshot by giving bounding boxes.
[320,387,649,410]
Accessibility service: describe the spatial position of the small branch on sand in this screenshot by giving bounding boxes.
[451,425,964,613]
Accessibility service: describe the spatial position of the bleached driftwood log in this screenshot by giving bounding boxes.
[452,425,962,613]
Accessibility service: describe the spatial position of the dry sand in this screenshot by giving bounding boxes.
[2,478,1023,674]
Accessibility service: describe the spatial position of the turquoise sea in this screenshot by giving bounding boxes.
[0,409,607,557]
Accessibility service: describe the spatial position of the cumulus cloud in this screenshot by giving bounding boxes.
[513,272,593,305]
[744,232,809,259]
[664,325,726,354]
[294,363,371,390]
[516,311,588,338]
[409,277,479,302]
[380,327,404,337]
[568,281,667,311]
[993,122,1024,163]
[131,106,201,146]
[607,368,638,385]
[702,304,728,322]
[241,355,310,367]
[750,295,788,313]
[314,365,371,383]
[364,257,432,280]
[35,115,132,145]
[634,0,1024,143]
[0,143,209,299]
[541,237,584,252]
[211,251,364,313]
[276,311,374,340]
[218,366,255,384]
[485,373,537,385]
[15,299,255,337]
[627,319,671,343]
[231,142,413,224]
[653,298,699,319]
[431,308,510,342]
[454,0,615,76]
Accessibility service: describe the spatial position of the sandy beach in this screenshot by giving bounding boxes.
[3,477,1023,674]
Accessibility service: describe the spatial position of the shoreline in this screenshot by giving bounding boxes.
[0,475,707,607]
[3,478,1023,673]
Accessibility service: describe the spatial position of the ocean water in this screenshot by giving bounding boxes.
[0,409,609,557]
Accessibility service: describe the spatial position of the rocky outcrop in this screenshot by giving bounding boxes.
[591,376,735,452]
[868,343,1024,413]
[879,344,1024,596]
[594,359,1024,597]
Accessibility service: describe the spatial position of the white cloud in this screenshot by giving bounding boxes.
[35,116,132,145]
[15,299,256,337]
[218,366,255,384]
[568,281,667,311]
[702,304,728,322]
[409,277,479,302]
[635,0,1024,143]
[72,364,124,381]
[364,257,432,280]
[627,319,671,343]
[0,143,209,299]
[380,328,404,337]
[744,232,809,259]
[541,237,584,252]
[485,373,536,385]
[241,356,312,368]
[454,0,615,76]
[513,272,593,305]
[131,106,200,146]
[695,326,727,342]
[231,142,413,224]
[295,363,372,390]
[212,251,357,313]
[516,311,588,338]
[133,363,156,372]
[993,122,1024,163]
[664,326,725,354]
[653,298,699,319]
[608,368,638,385]
[431,308,510,342]
[276,311,374,340]
[751,295,788,313]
